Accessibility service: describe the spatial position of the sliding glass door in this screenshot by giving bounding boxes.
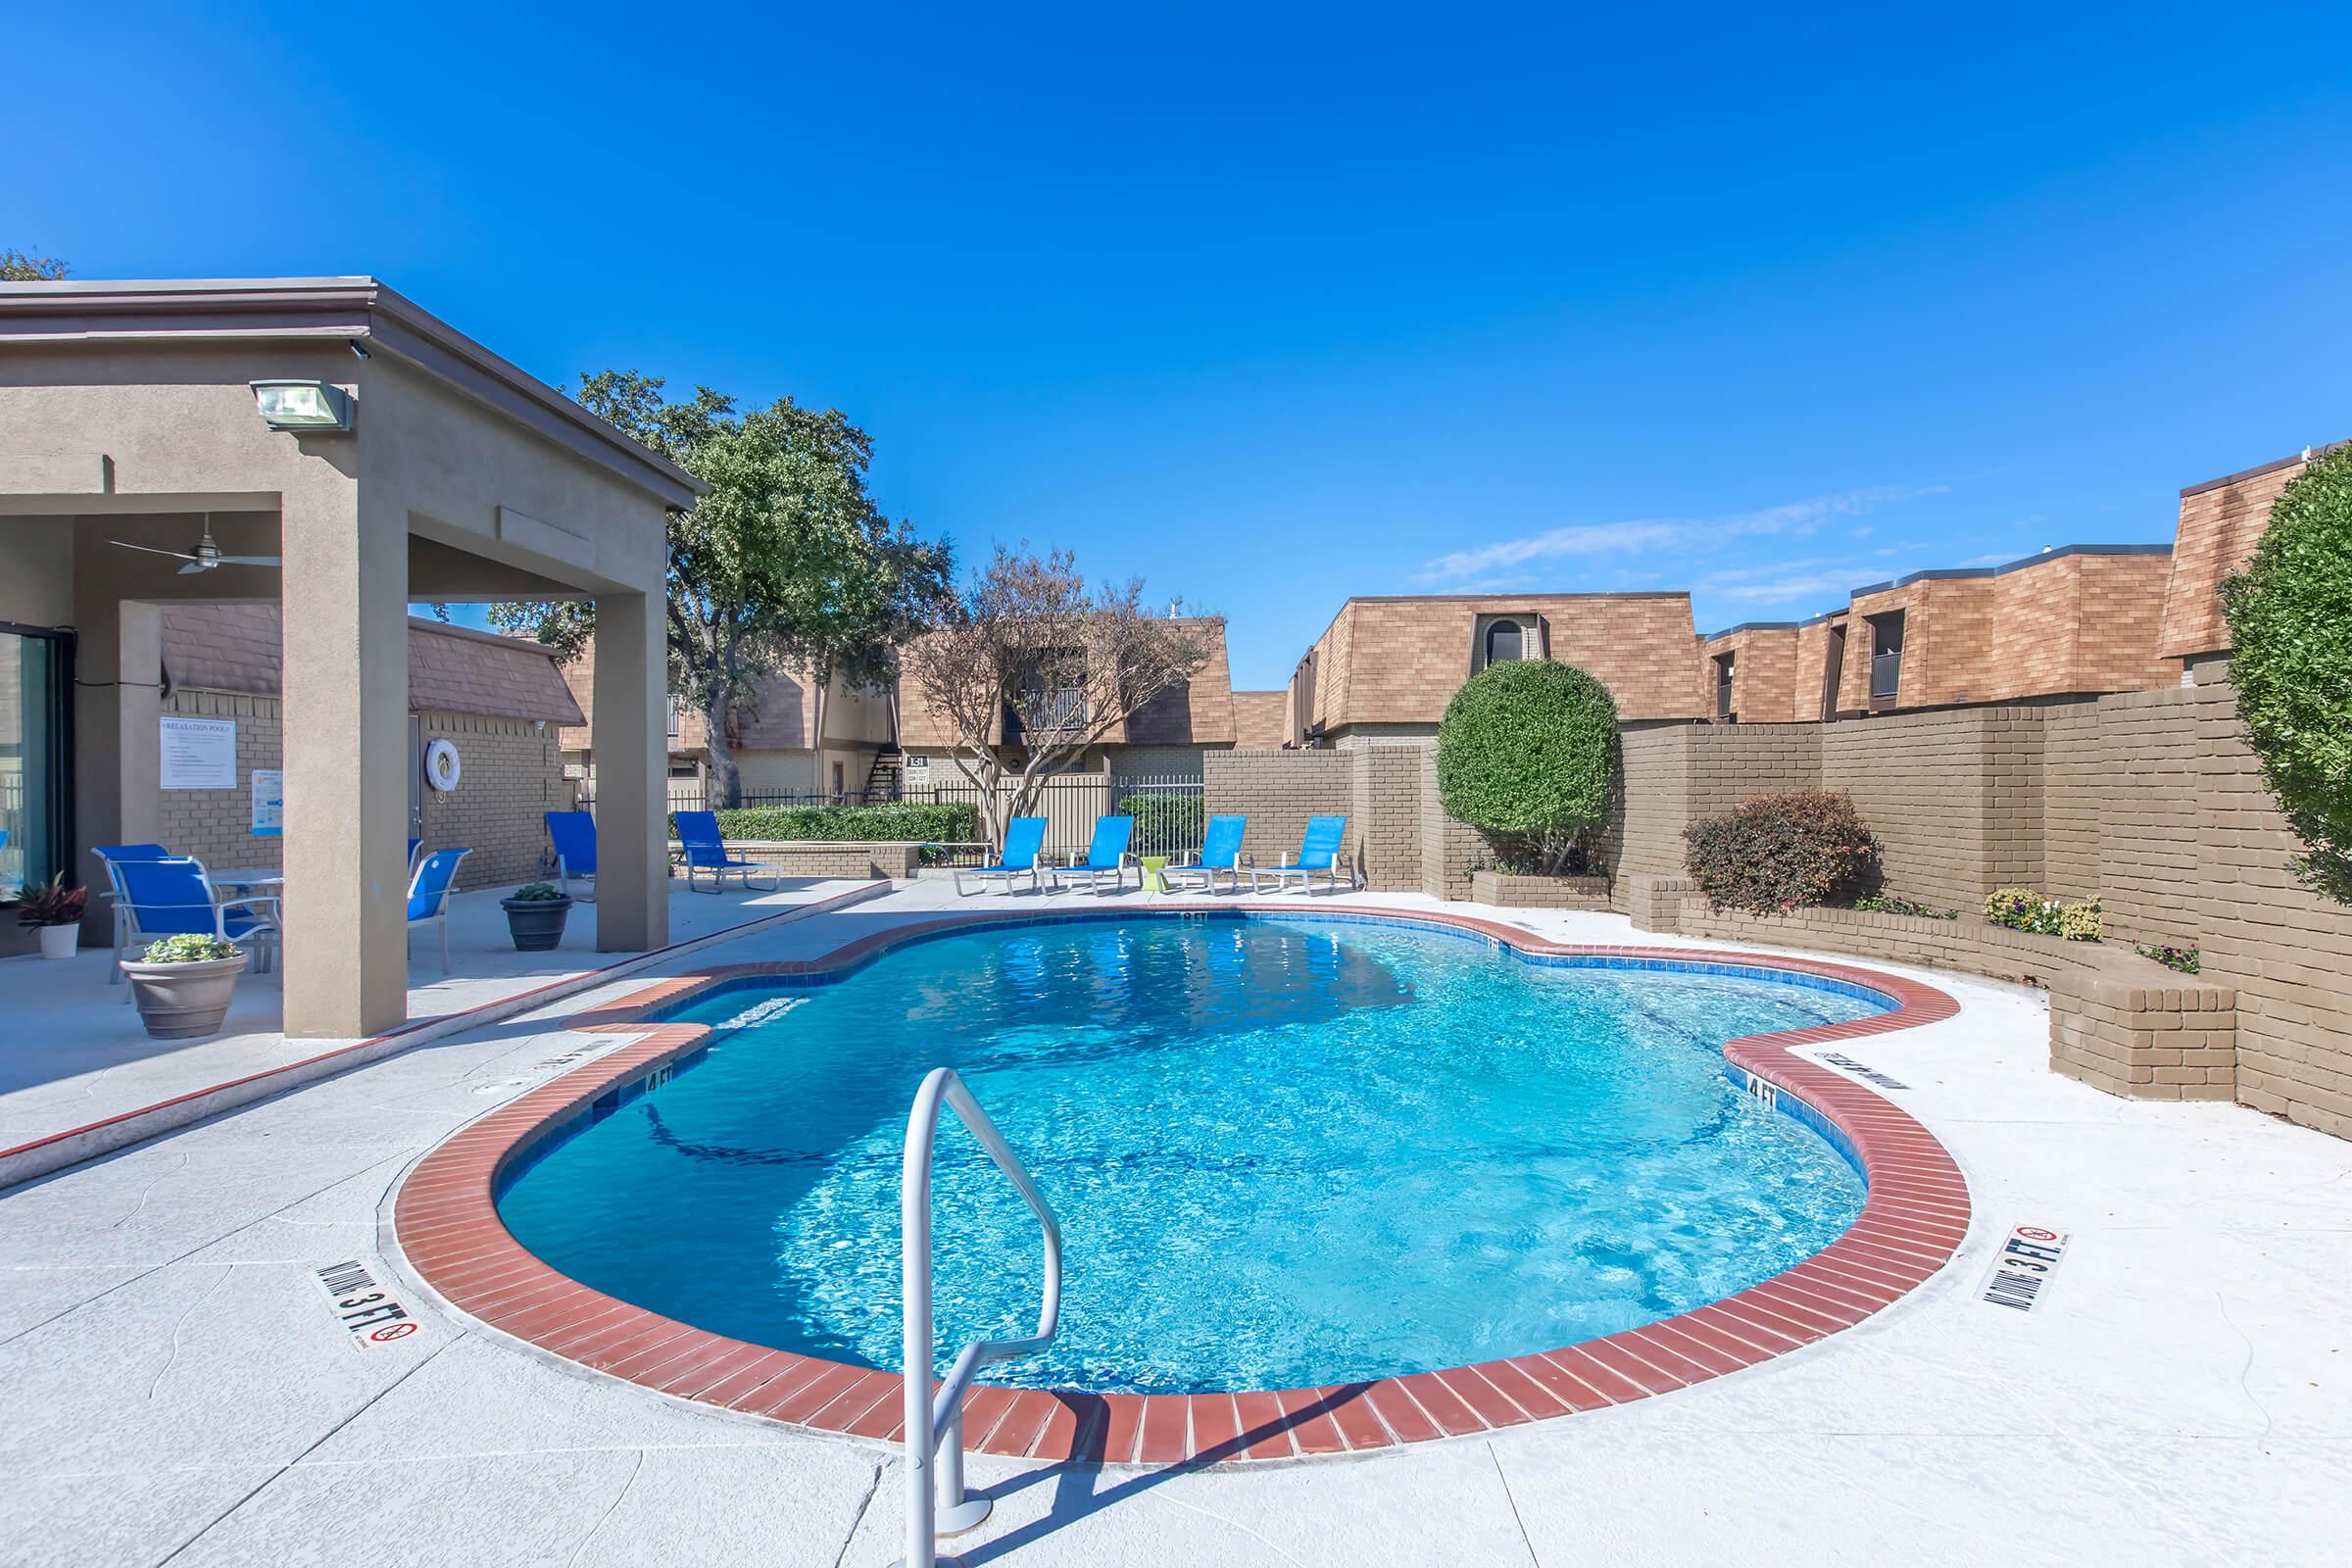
[0,623,72,896]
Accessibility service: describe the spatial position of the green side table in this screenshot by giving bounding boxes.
[1139,856,1169,894]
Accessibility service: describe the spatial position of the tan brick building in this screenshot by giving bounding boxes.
[893,616,1240,787]
[156,605,582,888]
[1698,544,2177,723]
[1285,593,1705,746]
[2159,440,2347,674]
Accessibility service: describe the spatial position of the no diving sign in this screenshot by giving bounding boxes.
[1979,1225,2069,1313]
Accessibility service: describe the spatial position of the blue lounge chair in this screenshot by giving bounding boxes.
[407,848,472,973]
[954,817,1049,896]
[409,837,425,875]
[673,810,777,894]
[543,811,597,902]
[93,844,178,983]
[1250,814,1354,896]
[112,857,279,993]
[1164,814,1250,894]
[1047,814,1137,895]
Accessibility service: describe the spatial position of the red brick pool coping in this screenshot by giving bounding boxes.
[392,904,1968,1466]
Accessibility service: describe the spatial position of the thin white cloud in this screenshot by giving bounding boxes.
[1415,483,1946,583]
[1717,568,1895,605]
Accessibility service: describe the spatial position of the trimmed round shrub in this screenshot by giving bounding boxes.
[2222,442,2352,903]
[1684,790,1881,915]
[1437,661,1620,875]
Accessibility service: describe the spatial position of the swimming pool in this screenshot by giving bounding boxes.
[495,915,1891,1395]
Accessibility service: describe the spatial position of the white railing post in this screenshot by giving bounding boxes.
[896,1067,1061,1568]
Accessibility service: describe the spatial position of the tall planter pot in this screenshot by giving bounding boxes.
[35,924,78,960]
[501,895,574,952]
[120,953,250,1040]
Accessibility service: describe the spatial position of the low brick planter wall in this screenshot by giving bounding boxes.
[1657,897,2235,1103]
[1469,871,1613,909]
[708,839,920,880]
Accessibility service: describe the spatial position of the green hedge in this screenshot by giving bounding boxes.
[1116,789,1203,848]
[682,802,981,844]
[2222,441,2352,903]
[1684,790,1881,915]
[1436,660,1621,875]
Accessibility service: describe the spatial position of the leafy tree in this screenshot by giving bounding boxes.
[492,371,951,807]
[902,545,1214,850]
[0,249,68,281]
[2222,441,2352,902]
[1437,660,1620,875]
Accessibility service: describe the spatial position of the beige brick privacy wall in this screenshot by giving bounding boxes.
[1350,746,1422,892]
[2090,686,2206,947]
[2192,682,2352,1138]
[1820,705,2053,912]
[1203,750,1352,872]
[2042,706,2103,902]
[1614,725,1694,887]
[415,713,565,890]
[1418,745,1486,899]
[159,690,284,874]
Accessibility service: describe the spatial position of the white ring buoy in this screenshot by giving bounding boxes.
[423,738,463,792]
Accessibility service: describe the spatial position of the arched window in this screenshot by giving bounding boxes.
[1485,618,1524,666]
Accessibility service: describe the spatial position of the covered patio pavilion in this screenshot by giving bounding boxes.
[0,276,696,1039]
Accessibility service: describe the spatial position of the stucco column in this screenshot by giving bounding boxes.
[591,588,668,952]
[70,592,166,945]
[281,479,409,1038]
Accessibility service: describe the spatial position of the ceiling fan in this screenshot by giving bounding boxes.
[113,514,281,574]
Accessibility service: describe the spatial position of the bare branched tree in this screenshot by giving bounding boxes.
[904,544,1214,849]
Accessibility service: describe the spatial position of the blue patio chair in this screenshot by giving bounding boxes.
[406,848,472,974]
[1250,814,1355,896]
[543,811,597,902]
[93,843,178,984]
[673,810,777,894]
[409,837,424,875]
[954,816,1049,896]
[1164,814,1250,895]
[111,857,279,996]
[1047,814,1138,896]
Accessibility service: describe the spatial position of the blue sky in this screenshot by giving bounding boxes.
[11,3,2350,688]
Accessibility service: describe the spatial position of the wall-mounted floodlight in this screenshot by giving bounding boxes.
[249,379,355,432]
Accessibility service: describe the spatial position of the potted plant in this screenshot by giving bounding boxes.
[17,873,88,959]
[500,882,573,952]
[120,933,249,1040]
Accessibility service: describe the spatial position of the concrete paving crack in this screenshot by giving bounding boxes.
[1487,1441,1544,1568]
[565,1446,649,1568]
[2215,1288,2278,1453]
[829,1459,884,1568]
[150,1329,465,1566]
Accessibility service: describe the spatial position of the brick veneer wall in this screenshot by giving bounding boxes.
[1417,745,1485,900]
[416,712,566,889]
[723,840,917,879]
[1471,871,1611,908]
[2089,686,2206,946]
[1821,705,2053,912]
[1203,749,1352,873]
[2042,706,2102,902]
[158,689,284,872]
[1350,746,1422,892]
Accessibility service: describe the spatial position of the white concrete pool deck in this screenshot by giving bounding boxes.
[0,877,882,1178]
[2,881,2347,1566]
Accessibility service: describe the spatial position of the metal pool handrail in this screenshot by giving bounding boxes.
[898,1066,1062,1568]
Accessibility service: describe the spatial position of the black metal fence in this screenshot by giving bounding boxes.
[589,771,1208,864]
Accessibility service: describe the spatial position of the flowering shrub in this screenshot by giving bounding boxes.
[1853,894,1958,919]
[1984,888,2102,942]
[2136,943,2201,974]
[1684,791,1881,915]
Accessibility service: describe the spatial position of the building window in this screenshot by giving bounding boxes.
[0,624,72,899]
[1868,611,1905,704]
[1484,618,1526,667]
[1714,652,1737,722]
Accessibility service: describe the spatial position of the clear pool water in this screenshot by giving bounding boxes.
[497,916,1886,1394]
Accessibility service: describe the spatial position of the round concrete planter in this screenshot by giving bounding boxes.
[120,952,250,1040]
[34,924,78,960]
[500,895,573,952]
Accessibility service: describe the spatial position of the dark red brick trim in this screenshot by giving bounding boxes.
[394,905,1968,1465]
